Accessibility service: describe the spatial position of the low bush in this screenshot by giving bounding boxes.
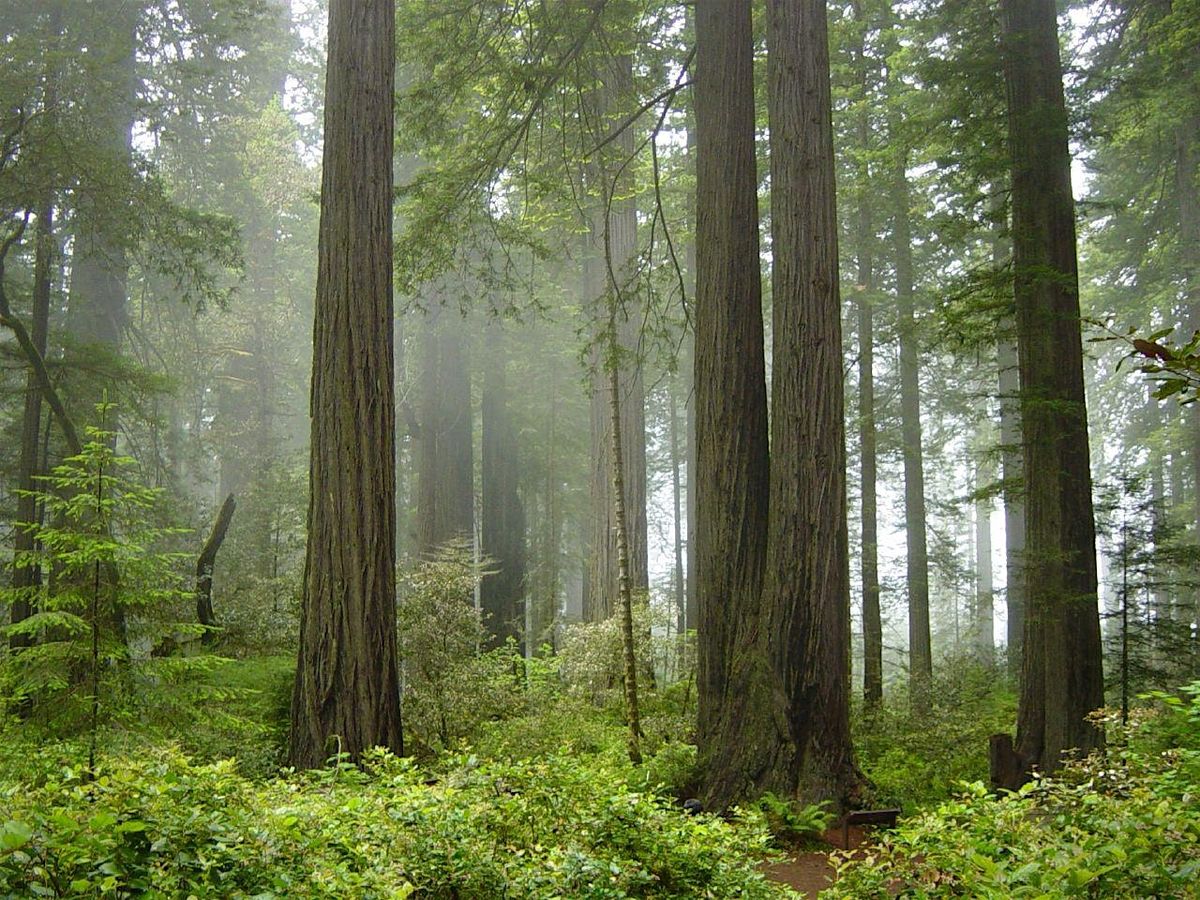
[825,682,1200,898]
[854,656,1016,811]
[0,745,793,898]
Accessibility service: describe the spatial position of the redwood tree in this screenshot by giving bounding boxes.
[290,0,403,769]
[1002,0,1105,770]
[693,0,770,757]
[697,0,857,809]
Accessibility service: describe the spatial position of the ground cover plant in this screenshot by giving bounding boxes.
[824,682,1200,898]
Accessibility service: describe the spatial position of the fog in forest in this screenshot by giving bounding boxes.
[1,0,1198,896]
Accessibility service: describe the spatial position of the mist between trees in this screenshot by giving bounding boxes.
[1,0,1199,896]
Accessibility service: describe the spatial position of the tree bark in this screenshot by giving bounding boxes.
[10,200,55,649]
[289,0,402,769]
[196,493,236,644]
[416,309,474,556]
[693,0,770,759]
[701,0,859,810]
[480,328,526,651]
[852,0,882,707]
[893,151,933,710]
[1002,0,1105,771]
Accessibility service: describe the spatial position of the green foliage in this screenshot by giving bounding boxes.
[557,603,689,708]
[0,416,221,734]
[0,744,790,898]
[827,684,1200,898]
[854,657,1016,812]
[754,794,833,844]
[396,544,525,754]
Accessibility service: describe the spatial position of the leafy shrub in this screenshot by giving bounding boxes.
[826,683,1200,898]
[853,655,1016,811]
[0,745,792,898]
[396,545,526,754]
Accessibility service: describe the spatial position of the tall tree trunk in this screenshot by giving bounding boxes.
[11,199,55,649]
[289,0,402,769]
[670,371,686,639]
[480,328,526,651]
[583,56,648,623]
[684,83,699,636]
[693,0,770,760]
[1003,0,1105,771]
[416,310,474,556]
[994,192,1026,680]
[975,446,996,667]
[68,0,136,403]
[607,326,642,764]
[893,151,933,709]
[853,0,882,706]
[701,0,858,810]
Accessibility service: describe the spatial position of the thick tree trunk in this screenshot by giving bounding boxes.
[693,0,770,759]
[416,310,474,556]
[289,0,402,769]
[893,153,933,709]
[1002,0,1105,771]
[701,0,858,811]
[480,329,526,651]
[68,0,136,399]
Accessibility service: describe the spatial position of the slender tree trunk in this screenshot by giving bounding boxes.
[607,330,642,764]
[693,0,770,760]
[11,199,55,648]
[289,0,402,769]
[196,494,236,644]
[893,151,933,709]
[1003,0,1105,771]
[480,327,526,651]
[670,372,686,639]
[583,55,648,623]
[975,448,996,667]
[853,0,882,706]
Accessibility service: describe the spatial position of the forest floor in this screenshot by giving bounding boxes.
[761,825,871,897]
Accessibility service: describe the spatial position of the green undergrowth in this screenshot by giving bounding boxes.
[854,658,1018,811]
[0,741,792,899]
[824,682,1200,898]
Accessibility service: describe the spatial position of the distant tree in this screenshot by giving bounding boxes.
[290,0,403,768]
[1002,0,1105,771]
[416,310,474,556]
[480,325,527,650]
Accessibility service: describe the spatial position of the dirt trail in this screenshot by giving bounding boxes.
[761,825,870,898]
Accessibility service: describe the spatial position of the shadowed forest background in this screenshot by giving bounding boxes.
[1,0,1199,896]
